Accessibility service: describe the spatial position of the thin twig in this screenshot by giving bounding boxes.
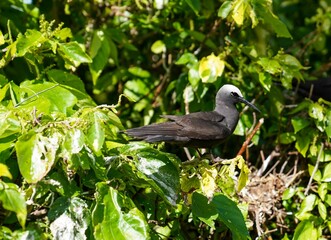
[304,143,324,196]
[237,118,264,156]
[15,83,60,107]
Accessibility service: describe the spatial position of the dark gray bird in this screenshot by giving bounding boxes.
[124,84,260,148]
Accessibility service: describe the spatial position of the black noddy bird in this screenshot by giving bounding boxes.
[124,84,260,148]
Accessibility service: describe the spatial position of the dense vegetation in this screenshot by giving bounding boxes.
[0,0,331,239]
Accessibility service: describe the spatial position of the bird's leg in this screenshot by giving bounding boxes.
[184,147,193,161]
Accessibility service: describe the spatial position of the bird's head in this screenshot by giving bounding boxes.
[216,84,260,112]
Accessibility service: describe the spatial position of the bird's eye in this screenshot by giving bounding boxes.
[231,92,239,97]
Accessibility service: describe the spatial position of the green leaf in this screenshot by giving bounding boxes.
[309,102,324,121]
[192,192,218,229]
[212,194,249,240]
[48,197,90,240]
[15,131,61,183]
[282,188,296,200]
[47,69,89,100]
[295,131,312,157]
[58,42,92,69]
[258,58,282,74]
[258,72,272,91]
[293,220,318,240]
[295,194,317,220]
[252,2,292,38]
[18,81,77,115]
[92,183,149,240]
[0,109,21,139]
[318,200,327,220]
[175,53,198,66]
[16,29,45,56]
[325,109,331,139]
[119,143,180,205]
[151,40,166,54]
[86,111,106,154]
[321,162,331,182]
[128,67,151,78]
[0,182,27,227]
[237,156,250,192]
[308,164,321,182]
[279,132,296,144]
[318,183,327,201]
[89,30,111,85]
[291,117,311,133]
[184,0,201,15]
[218,1,233,18]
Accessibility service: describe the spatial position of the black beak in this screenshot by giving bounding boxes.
[238,96,261,113]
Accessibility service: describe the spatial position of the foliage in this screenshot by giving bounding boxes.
[0,0,331,239]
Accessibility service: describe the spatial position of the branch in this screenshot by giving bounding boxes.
[237,118,264,156]
[304,143,324,196]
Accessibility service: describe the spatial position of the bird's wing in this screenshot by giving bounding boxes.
[162,111,225,122]
[124,122,190,143]
[163,112,231,140]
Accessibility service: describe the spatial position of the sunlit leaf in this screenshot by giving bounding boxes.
[92,183,149,240]
[49,197,90,240]
[118,143,180,206]
[321,162,331,182]
[295,194,317,220]
[199,53,225,83]
[200,166,217,199]
[293,220,318,240]
[16,131,61,183]
[0,182,27,227]
[151,40,166,54]
[16,29,45,56]
[58,42,92,69]
[0,163,12,179]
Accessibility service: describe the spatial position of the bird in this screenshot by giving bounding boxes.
[124,84,260,148]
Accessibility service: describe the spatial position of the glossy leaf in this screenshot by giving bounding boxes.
[49,197,90,240]
[119,143,180,205]
[212,194,249,240]
[92,183,149,240]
